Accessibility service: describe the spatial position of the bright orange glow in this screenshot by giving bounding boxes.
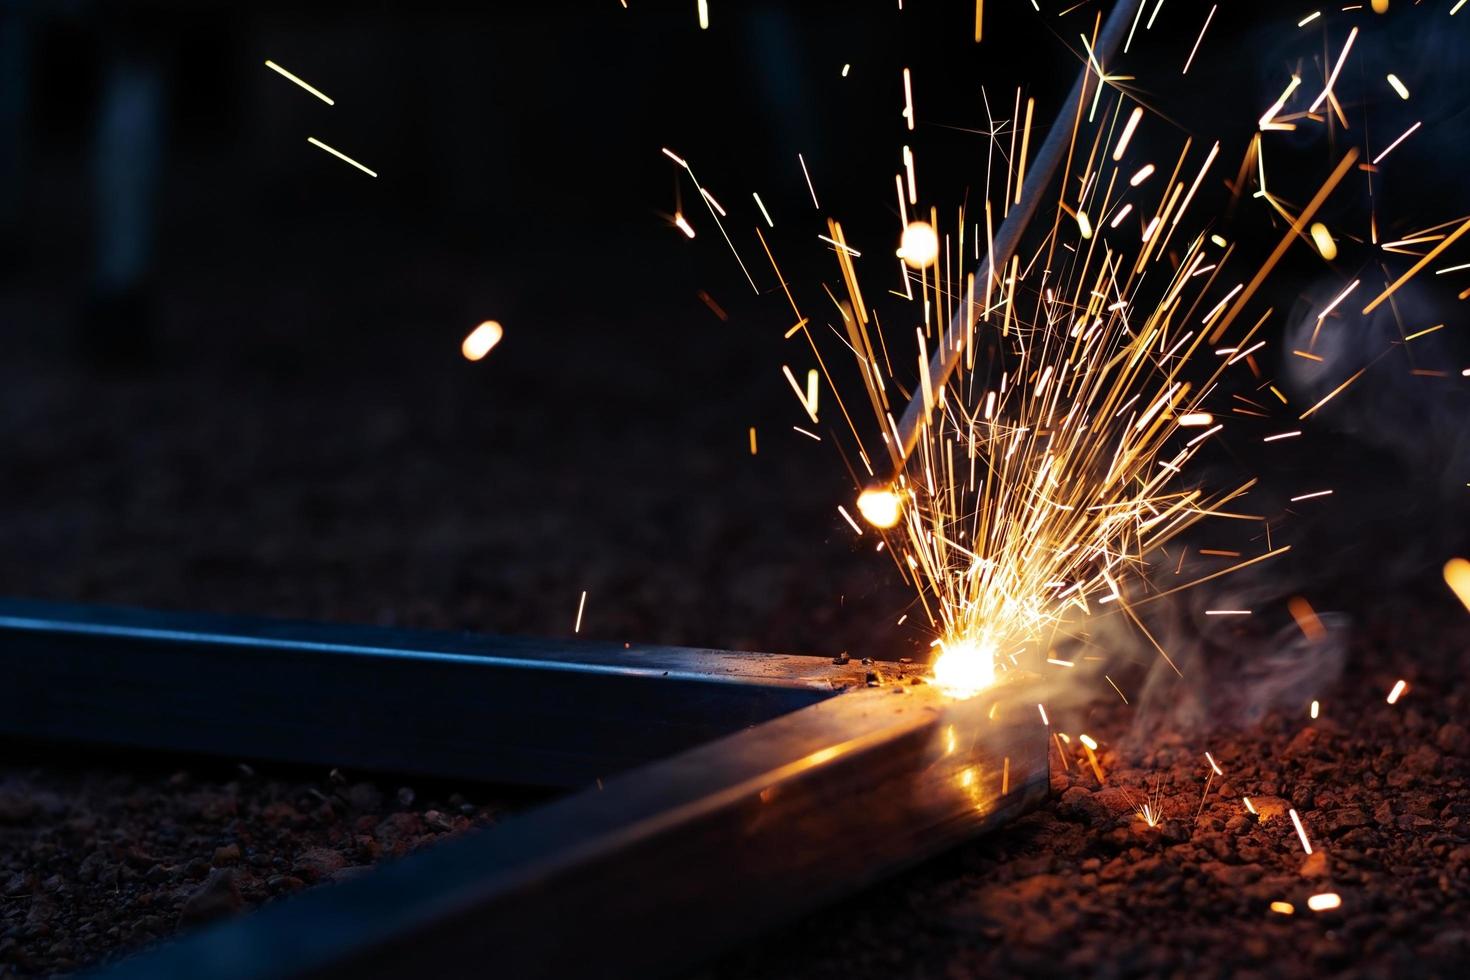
[931,634,997,698]
[461,321,504,361]
[856,487,903,528]
[1445,557,1470,613]
[1307,892,1342,912]
[899,221,939,269]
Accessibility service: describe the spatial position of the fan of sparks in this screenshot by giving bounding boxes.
[667,10,1454,698]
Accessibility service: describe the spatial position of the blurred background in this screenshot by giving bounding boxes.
[0,0,1465,663]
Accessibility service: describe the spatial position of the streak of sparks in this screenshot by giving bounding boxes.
[574,590,588,634]
[1114,107,1144,161]
[306,137,377,177]
[799,153,820,208]
[1289,808,1313,854]
[264,60,334,105]
[1371,121,1422,165]
[697,0,709,30]
[1182,5,1216,76]
[1387,679,1408,704]
[1308,28,1357,114]
[752,192,775,227]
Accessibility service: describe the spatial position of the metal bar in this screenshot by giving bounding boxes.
[103,676,1048,980]
[890,0,1143,472]
[0,598,868,788]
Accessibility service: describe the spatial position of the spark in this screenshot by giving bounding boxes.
[697,0,709,30]
[1205,751,1223,775]
[1289,489,1333,502]
[1289,808,1313,854]
[902,67,915,130]
[1386,74,1410,99]
[1288,596,1327,640]
[1387,679,1408,704]
[1297,11,1322,26]
[1182,5,1217,75]
[1205,609,1250,615]
[1037,704,1050,725]
[1243,796,1257,814]
[752,192,775,227]
[661,147,689,168]
[1130,163,1155,185]
[1114,107,1144,160]
[1363,216,1470,314]
[1046,657,1076,667]
[460,321,504,361]
[842,63,851,77]
[264,60,334,105]
[1309,222,1337,260]
[1308,27,1357,114]
[837,505,864,536]
[1079,734,1098,750]
[673,212,697,238]
[306,137,377,177]
[1307,893,1342,912]
[749,427,758,455]
[1371,121,1422,165]
[1270,901,1296,915]
[1446,557,1470,612]
[798,153,820,208]
[574,590,588,634]
[1310,699,1320,719]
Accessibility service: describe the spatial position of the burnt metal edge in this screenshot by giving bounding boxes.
[102,676,1049,980]
[0,598,870,788]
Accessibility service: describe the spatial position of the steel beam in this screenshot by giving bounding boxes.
[103,676,1048,980]
[0,598,869,788]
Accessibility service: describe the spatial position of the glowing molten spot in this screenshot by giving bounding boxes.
[932,635,997,699]
[856,487,903,528]
[898,220,939,269]
[461,321,504,361]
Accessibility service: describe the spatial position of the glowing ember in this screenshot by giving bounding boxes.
[1269,901,1295,915]
[1307,892,1342,912]
[931,634,997,699]
[461,321,504,361]
[1387,679,1408,704]
[856,487,904,529]
[898,220,938,269]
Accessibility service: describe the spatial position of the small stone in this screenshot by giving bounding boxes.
[396,787,416,807]
[212,843,242,867]
[292,848,348,883]
[1435,723,1470,757]
[178,869,242,927]
[266,875,304,895]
